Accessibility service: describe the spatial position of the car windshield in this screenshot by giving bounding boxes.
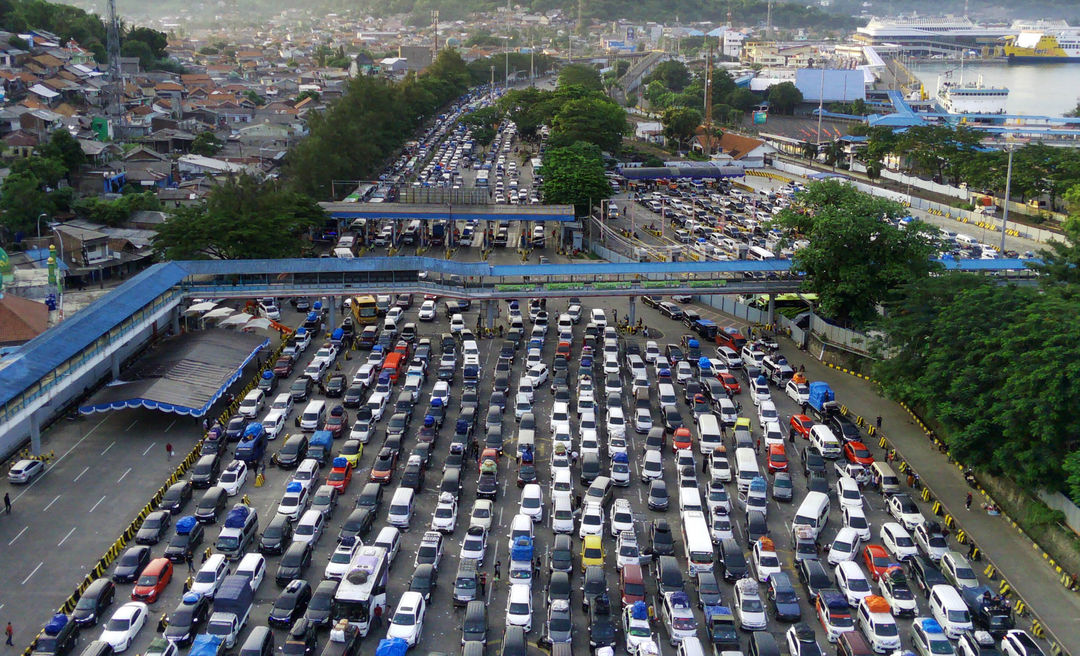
[509,602,529,614]
[195,570,218,583]
[137,574,158,586]
[947,610,970,622]
[930,639,953,655]
[956,566,976,580]
[849,578,870,592]
[741,597,763,612]
[277,595,299,610]
[105,617,131,631]
[628,623,651,637]
[876,622,898,636]
[549,615,571,632]
[331,550,352,564]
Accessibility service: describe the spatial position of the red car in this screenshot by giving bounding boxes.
[844,441,875,466]
[672,427,692,452]
[273,356,294,378]
[556,341,571,361]
[718,372,741,394]
[325,408,349,439]
[790,414,814,440]
[370,447,397,483]
[863,544,893,581]
[131,558,173,603]
[327,457,353,492]
[766,444,788,473]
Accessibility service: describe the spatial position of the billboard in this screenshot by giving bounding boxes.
[753,111,767,125]
[795,68,866,103]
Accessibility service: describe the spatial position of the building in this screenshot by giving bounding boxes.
[397,45,433,72]
[795,68,867,103]
[0,293,49,347]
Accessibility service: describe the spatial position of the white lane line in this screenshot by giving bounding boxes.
[21,561,43,585]
[164,419,177,432]
[11,415,110,503]
[117,467,132,483]
[42,494,62,512]
[74,466,89,482]
[57,527,77,547]
[8,526,28,545]
[100,440,116,456]
[89,495,107,513]
[125,419,138,432]
[142,442,157,456]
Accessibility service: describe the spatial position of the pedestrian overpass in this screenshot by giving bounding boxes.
[0,255,1036,458]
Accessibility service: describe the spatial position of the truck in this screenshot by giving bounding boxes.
[235,423,266,465]
[429,221,446,247]
[31,614,78,656]
[205,575,254,648]
[307,430,334,465]
[961,586,1015,638]
[806,381,838,421]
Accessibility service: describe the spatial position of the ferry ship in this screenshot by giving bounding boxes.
[936,76,1009,113]
[1003,27,1080,61]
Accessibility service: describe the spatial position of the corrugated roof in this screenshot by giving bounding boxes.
[492,259,793,276]
[180,256,493,277]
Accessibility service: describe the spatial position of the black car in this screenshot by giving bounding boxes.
[163,592,212,646]
[71,578,115,628]
[342,385,365,408]
[659,302,684,320]
[304,580,338,628]
[290,377,314,402]
[409,563,438,601]
[546,571,571,607]
[655,555,685,594]
[200,435,225,457]
[695,571,723,608]
[112,545,152,583]
[324,375,346,398]
[588,597,618,650]
[338,507,375,543]
[163,520,204,562]
[806,470,830,495]
[550,534,573,574]
[663,406,683,432]
[647,479,669,511]
[581,566,608,610]
[829,414,862,443]
[642,296,661,309]
[135,510,172,545]
[802,448,827,476]
[224,415,247,441]
[649,519,676,557]
[401,460,425,491]
[281,618,319,656]
[274,435,309,469]
[269,580,313,628]
[355,483,383,511]
[719,538,748,582]
[767,572,803,621]
[797,559,833,598]
[259,514,294,555]
[907,555,948,596]
[275,541,313,587]
[665,344,685,363]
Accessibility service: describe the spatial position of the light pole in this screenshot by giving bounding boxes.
[36,212,48,240]
[1000,144,1014,253]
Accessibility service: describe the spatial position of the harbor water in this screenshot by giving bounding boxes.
[911,60,1080,116]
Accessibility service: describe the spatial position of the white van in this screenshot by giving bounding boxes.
[680,511,714,576]
[679,488,704,514]
[677,637,707,656]
[810,425,842,459]
[793,491,831,539]
[517,427,535,458]
[190,553,230,599]
[238,389,265,418]
[387,487,415,528]
[928,585,973,639]
[552,470,572,500]
[857,596,901,653]
[509,513,534,548]
[299,400,326,432]
[373,526,402,564]
[293,509,325,546]
[697,414,723,455]
[658,384,677,412]
[270,392,294,418]
[557,314,573,333]
[383,316,399,335]
[717,398,738,427]
[734,447,759,492]
[234,553,266,592]
[551,495,574,534]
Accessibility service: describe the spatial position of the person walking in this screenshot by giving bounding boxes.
[966,492,973,510]
[5,622,13,646]
[534,557,542,580]
[478,571,487,595]
[185,551,195,573]
[875,416,882,430]
[4,493,10,515]
[493,560,501,581]
[165,443,173,460]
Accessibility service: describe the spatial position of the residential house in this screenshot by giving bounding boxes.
[18,108,63,139]
[0,293,49,347]
[2,130,37,157]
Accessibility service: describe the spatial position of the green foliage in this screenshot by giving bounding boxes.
[460,106,499,146]
[191,131,223,157]
[772,180,940,325]
[548,95,628,153]
[661,106,702,150]
[1066,102,1080,118]
[767,81,803,114]
[39,129,84,178]
[125,26,168,60]
[1031,185,1080,285]
[153,175,323,260]
[72,191,160,227]
[243,90,266,106]
[540,141,611,216]
[0,0,106,60]
[557,64,602,91]
[645,60,692,93]
[0,170,50,235]
[828,98,870,115]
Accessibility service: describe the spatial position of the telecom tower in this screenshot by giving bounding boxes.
[703,43,714,156]
[431,10,439,58]
[105,0,123,116]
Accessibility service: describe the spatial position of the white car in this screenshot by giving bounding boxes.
[716,346,743,369]
[645,341,660,363]
[353,364,376,389]
[843,505,872,542]
[325,537,362,579]
[603,357,620,377]
[837,477,864,509]
[757,400,779,427]
[785,379,810,404]
[751,379,771,406]
[519,484,544,523]
[450,314,465,333]
[835,561,874,607]
[590,308,607,327]
[431,492,458,533]
[606,407,627,438]
[763,421,784,447]
[733,579,768,631]
[881,522,919,561]
[604,375,621,397]
[710,509,734,543]
[580,434,601,458]
[261,411,287,440]
[578,502,605,539]
[641,450,663,481]
[610,499,635,537]
[1001,630,1045,656]
[752,539,783,582]
[616,530,641,568]
[469,499,494,530]
[430,381,451,407]
[418,300,437,321]
[879,572,919,617]
[634,407,653,434]
[675,361,693,385]
[552,425,573,453]
[517,380,535,403]
[887,494,925,531]
[460,524,488,564]
[706,481,731,516]
[828,527,862,565]
[217,460,248,496]
[515,394,533,421]
[551,402,571,432]
[914,523,949,562]
[551,495,575,534]
[190,554,229,598]
[503,585,534,638]
[623,605,655,652]
[528,363,549,387]
[386,591,426,646]
[99,602,148,652]
[277,482,309,521]
[608,434,628,457]
[367,393,388,422]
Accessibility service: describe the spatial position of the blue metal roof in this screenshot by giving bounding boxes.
[320,202,575,222]
[491,259,792,276]
[0,262,187,407]
[181,256,492,277]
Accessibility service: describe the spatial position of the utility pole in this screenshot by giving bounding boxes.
[431,10,439,58]
[703,42,714,157]
[106,0,123,117]
[766,0,773,36]
[1000,144,1014,253]
[505,0,510,87]
[530,37,535,85]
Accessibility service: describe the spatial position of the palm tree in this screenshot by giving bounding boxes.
[801,141,819,160]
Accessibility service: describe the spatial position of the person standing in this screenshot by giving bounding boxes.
[185,551,195,573]
[966,492,973,510]
[4,493,10,514]
[478,571,487,595]
[5,622,13,646]
[165,443,173,460]
[875,416,882,430]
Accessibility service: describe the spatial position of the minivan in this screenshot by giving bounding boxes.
[235,552,266,592]
[461,600,487,644]
[580,452,601,483]
[734,447,759,492]
[387,488,415,527]
[658,384,677,412]
[454,559,480,607]
[72,578,115,627]
[373,526,402,565]
[237,626,274,656]
[871,462,902,495]
[299,400,326,432]
[793,491,831,539]
[747,632,782,656]
[810,425,842,459]
[190,454,221,489]
[584,477,613,508]
[194,486,228,524]
[928,584,972,639]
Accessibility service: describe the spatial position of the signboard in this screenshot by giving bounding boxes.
[753,111,767,125]
[627,27,636,41]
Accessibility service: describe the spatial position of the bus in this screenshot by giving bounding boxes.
[331,546,388,636]
[746,246,776,261]
[680,510,715,576]
[475,170,489,188]
[351,296,378,326]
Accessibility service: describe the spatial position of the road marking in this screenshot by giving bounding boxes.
[8,526,28,545]
[74,466,89,482]
[11,415,110,503]
[21,561,43,585]
[100,440,116,456]
[117,467,132,483]
[125,419,138,432]
[89,495,107,512]
[43,494,61,512]
[164,419,177,432]
[58,527,77,547]
[142,442,157,456]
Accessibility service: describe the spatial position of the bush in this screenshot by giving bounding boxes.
[1026,503,1066,531]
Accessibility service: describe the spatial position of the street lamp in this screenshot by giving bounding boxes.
[999,144,1014,253]
[36,212,48,239]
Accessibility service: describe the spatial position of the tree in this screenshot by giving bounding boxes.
[191,131,223,157]
[39,129,85,179]
[0,170,48,235]
[661,106,702,151]
[125,26,168,60]
[153,175,323,260]
[540,142,612,216]
[725,88,757,112]
[549,97,628,154]
[120,39,153,68]
[1066,102,1080,118]
[645,60,692,92]
[557,64,603,91]
[460,106,500,146]
[767,82,802,114]
[772,180,940,325]
[1032,185,1080,285]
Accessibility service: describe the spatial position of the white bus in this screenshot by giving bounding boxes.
[746,246,776,261]
[680,510,715,575]
[475,170,490,188]
[331,546,388,636]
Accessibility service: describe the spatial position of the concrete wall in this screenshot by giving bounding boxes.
[1039,491,1080,537]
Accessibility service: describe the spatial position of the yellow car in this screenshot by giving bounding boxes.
[338,439,363,467]
[581,534,605,572]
